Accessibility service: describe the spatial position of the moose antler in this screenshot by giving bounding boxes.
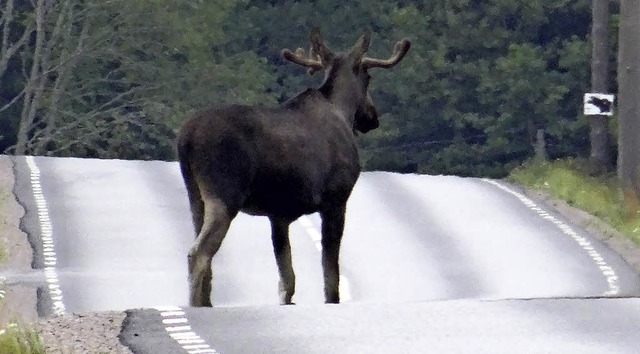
[282,27,335,75]
[361,39,411,69]
[281,47,324,75]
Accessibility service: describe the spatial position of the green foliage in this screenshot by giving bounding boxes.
[0,325,44,354]
[0,0,610,172]
[355,0,595,176]
[509,159,640,244]
[0,0,276,160]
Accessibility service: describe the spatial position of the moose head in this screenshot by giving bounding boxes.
[282,28,411,134]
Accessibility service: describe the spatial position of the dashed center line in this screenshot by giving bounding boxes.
[298,216,322,250]
[298,215,352,302]
[156,306,218,354]
[483,179,620,296]
[26,156,66,315]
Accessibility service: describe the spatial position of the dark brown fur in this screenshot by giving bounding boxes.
[178,29,410,306]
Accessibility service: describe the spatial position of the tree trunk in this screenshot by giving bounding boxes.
[14,0,47,156]
[35,0,87,154]
[0,0,34,114]
[534,129,547,162]
[589,0,611,175]
[617,0,640,219]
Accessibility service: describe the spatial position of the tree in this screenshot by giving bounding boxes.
[0,0,32,80]
[617,0,640,218]
[355,1,592,176]
[0,0,35,148]
[589,0,612,174]
[2,0,276,159]
[0,0,604,173]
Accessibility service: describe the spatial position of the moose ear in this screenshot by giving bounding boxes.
[350,30,372,62]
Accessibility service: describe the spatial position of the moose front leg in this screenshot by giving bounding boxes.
[320,205,346,304]
[270,218,296,305]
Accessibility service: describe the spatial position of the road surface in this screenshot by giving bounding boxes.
[9,156,640,353]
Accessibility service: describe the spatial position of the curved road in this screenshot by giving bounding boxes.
[9,156,640,353]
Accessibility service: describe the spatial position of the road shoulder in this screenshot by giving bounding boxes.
[0,155,38,325]
[1,157,638,352]
[520,186,640,274]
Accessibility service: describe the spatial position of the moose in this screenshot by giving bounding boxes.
[177,28,410,307]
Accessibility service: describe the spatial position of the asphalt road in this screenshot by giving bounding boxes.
[122,298,640,354]
[10,156,640,353]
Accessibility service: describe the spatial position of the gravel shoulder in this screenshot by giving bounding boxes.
[0,155,639,353]
[0,155,38,326]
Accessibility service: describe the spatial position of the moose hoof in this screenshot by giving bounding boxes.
[279,296,294,305]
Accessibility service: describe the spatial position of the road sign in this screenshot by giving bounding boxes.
[584,93,615,116]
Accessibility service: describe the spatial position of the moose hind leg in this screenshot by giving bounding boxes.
[190,197,212,300]
[320,205,346,304]
[188,198,232,307]
[270,218,296,305]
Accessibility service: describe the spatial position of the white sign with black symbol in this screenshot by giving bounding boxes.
[584,93,614,116]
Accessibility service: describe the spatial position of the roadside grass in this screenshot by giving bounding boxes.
[0,325,44,354]
[509,158,640,245]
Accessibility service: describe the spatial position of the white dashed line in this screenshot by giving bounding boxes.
[299,216,322,251]
[156,306,218,354]
[26,156,66,315]
[483,179,620,296]
[298,215,352,302]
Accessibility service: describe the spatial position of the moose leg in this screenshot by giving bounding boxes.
[188,196,211,300]
[178,153,205,235]
[320,205,346,304]
[189,197,205,235]
[188,198,232,307]
[270,218,296,305]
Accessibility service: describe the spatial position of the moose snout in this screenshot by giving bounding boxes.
[354,103,379,133]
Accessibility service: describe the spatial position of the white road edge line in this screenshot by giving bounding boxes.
[156,306,218,354]
[299,215,352,302]
[483,179,620,296]
[25,156,66,315]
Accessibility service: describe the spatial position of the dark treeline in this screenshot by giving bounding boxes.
[0,0,616,177]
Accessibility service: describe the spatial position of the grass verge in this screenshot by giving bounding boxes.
[0,325,44,354]
[509,158,640,245]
